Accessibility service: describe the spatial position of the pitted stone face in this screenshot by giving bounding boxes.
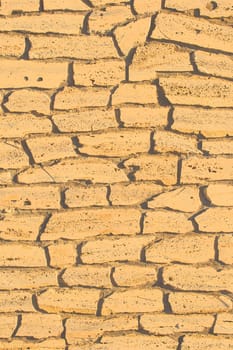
[0,0,232,348]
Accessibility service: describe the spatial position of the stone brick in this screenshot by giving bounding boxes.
[0,290,35,312]
[133,0,161,14]
[42,208,140,240]
[0,60,67,89]
[218,234,233,264]
[196,208,233,232]
[78,130,150,156]
[102,288,163,315]
[83,334,177,350]
[0,185,60,210]
[48,241,77,267]
[52,109,117,133]
[29,35,118,59]
[0,171,12,185]
[159,74,233,107]
[202,139,233,154]
[0,315,17,338]
[0,244,46,267]
[17,157,128,184]
[214,313,233,334]
[124,154,178,184]
[146,234,214,263]
[110,182,163,206]
[5,89,51,115]
[130,42,191,81]
[120,106,168,128]
[0,339,65,350]
[151,12,233,53]
[43,0,89,10]
[74,60,125,86]
[0,268,58,289]
[0,33,25,57]
[114,17,151,55]
[0,214,44,241]
[141,313,213,335]
[182,334,233,350]
[81,236,154,264]
[66,315,137,345]
[63,266,112,288]
[195,51,233,79]
[0,141,28,169]
[154,130,198,154]
[0,12,85,35]
[163,265,233,292]
[165,0,233,18]
[27,135,75,163]
[0,0,39,14]
[181,156,233,183]
[37,287,100,313]
[148,186,201,212]
[206,184,233,206]
[54,87,110,110]
[172,106,233,137]
[17,314,63,339]
[0,114,52,138]
[65,185,108,207]
[89,6,134,33]
[113,264,157,286]
[112,83,158,105]
[144,210,193,234]
[170,292,232,314]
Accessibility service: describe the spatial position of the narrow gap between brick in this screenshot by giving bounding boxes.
[199,186,211,207]
[106,185,112,206]
[21,140,35,166]
[110,267,118,287]
[209,314,218,334]
[114,108,124,128]
[82,11,92,34]
[214,236,220,262]
[77,242,85,264]
[32,294,48,314]
[58,269,68,287]
[12,314,22,337]
[177,335,184,350]
[37,213,52,241]
[125,47,136,82]
[20,37,31,60]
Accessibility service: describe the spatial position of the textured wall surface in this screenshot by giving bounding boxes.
[0,0,233,349]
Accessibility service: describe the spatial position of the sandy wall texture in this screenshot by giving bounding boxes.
[0,0,233,349]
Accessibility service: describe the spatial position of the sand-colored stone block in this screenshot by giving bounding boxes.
[130,41,191,81]
[52,109,117,132]
[0,268,58,289]
[0,185,60,209]
[113,264,157,286]
[214,313,233,334]
[195,51,233,79]
[196,207,233,232]
[218,234,233,264]
[182,156,233,183]
[120,106,168,128]
[5,89,51,115]
[160,74,233,107]
[82,236,154,264]
[37,287,100,313]
[0,315,17,338]
[152,12,233,53]
[124,154,178,184]
[0,0,39,14]
[182,334,233,350]
[172,106,233,137]
[0,141,28,169]
[54,87,110,109]
[169,292,232,314]
[17,157,128,184]
[102,288,163,315]
[0,244,46,267]
[0,291,35,312]
[133,0,161,14]
[17,314,63,338]
[144,210,193,233]
[146,234,214,263]
[202,138,233,154]
[29,35,118,59]
[164,265,233,292]
[89,6,134,33]
[206,184,233,206]
[48,241,77,267]
[66,315,137,345]
[78,130,150,156]
[0,33,25,57]
[0,60,67,89]
[112,83,158,105]
[65,185,108,207]
[42,208,140,240]
[114,17,151,55]
[154,130,198,154]
[110,182,163,206]
[63,265,112,288]
[43,0,89,11]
